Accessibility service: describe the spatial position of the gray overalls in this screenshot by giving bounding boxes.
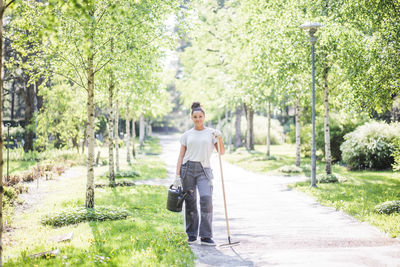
[180,161,214,238]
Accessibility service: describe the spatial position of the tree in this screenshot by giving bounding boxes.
[46,0,181,207]
[0,0,17,264]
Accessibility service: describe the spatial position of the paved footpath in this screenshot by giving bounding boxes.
[157,134,400,267]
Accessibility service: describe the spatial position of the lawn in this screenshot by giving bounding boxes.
[224,143,400,237]
[224,144,313,175]
[4,137,194,266]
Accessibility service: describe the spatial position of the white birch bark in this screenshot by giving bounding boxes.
[86,52,95,208]
[107,71,115,185]
[114,99,120,172]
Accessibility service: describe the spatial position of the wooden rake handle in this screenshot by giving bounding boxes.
[217,139,231,238]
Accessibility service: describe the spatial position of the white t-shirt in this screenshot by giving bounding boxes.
[180,127,220,168]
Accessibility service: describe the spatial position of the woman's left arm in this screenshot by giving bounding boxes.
[214,137,225,155]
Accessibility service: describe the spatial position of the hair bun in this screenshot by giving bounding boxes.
[191,102,201,110]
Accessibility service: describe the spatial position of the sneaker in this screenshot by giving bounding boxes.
[188,236,197,244]
[200,237,216,246]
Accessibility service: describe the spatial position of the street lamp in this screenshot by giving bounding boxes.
[300,22,323,187]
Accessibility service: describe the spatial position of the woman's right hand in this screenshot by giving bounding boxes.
[173,175,182,188]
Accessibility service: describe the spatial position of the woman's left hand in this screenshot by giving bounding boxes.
[212,130,222,139]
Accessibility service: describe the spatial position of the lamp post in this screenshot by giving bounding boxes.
[300,22,322,188]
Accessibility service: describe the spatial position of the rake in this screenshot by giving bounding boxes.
[216,139,240,247]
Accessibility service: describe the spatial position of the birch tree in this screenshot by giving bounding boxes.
[0,1,17,264]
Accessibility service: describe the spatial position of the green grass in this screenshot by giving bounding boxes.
[98,137,167,183]
[291,169,400,237]
[224,144,315,175]
[225,143,400,237]
[3,147,86,175]
[7,160,37,174]
[4,137,194,266]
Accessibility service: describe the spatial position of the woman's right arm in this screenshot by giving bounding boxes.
[176,145,187,176]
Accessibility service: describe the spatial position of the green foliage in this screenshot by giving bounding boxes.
[315,113,369,161]
[375,201,400,215]
[4,186,18,205]
[224,144,303,175]
[316,173,339,183]
[288,123,312,157]
[41,206,130,227]
[392,138,400,171]
[36,78,87,149]
[5,147,85,166]
[115,170,140,178]
[5,183,194,266]
[288,114,368,161]
[340,121,400,170]
[278,165,302,174]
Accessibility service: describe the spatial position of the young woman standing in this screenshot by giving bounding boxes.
[174,102,225,246]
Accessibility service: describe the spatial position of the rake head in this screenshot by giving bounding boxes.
[219,237,240,248]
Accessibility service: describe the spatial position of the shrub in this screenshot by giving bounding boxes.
[374,200,400,215]
[288,113,368,161]
[316,114,368,162]
[41,206,130,227]
[115,170,140,178]
[317,173,339,183]
[95,180,136,188]
[4,186,18,204]
[340,121,400,170]
[6,174,21,186]
[278,165,302,174]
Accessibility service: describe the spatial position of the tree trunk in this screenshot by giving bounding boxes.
[126,105,131,164]
[10,84,14,120]
[114,99,120,172]
[72,135,79,154]
[323,66,332,174]
[139,114,145,149]
[85,52,95,208]
[22,81,35,152]
[234,105,242,148]
[131,113,136,158]
[82,125,87,154]
[266,101,271,157]
[244,104,254,150]
[0,3,5,264]
[148,121,152,136]
[226,109,232,153]
[295,94,301,167]
[108,67,115,185]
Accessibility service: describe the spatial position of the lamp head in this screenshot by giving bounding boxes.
[299,22,323,31]
[300,22,323,44]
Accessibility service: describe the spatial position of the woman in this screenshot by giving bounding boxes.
[174,102,225,246]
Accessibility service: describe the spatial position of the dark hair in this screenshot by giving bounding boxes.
[191,102,205,115]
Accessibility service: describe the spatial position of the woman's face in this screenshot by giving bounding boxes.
[191,111,205,128]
